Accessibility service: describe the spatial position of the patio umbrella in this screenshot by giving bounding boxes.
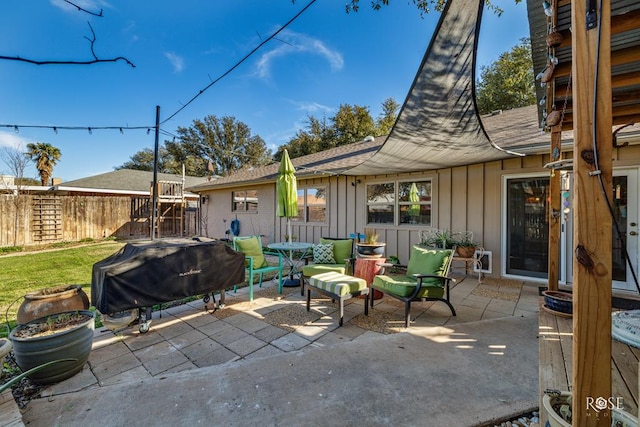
[276,149,297,244]
[408,182,420,218]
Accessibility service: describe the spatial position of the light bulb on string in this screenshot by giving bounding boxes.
[88,127,92,135]
[542,1,553,17]
[119,128,124,134]
[14,126,19,134]
[53,127,58,134]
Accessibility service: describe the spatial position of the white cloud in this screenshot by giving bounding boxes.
[165,52,185,73]
[0,131,32,150]
[255,29,343,79]
[291,101,334,115]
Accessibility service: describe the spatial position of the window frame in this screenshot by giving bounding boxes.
[365,178,433,227]
[295,185,327,224]
[231,189,259,212]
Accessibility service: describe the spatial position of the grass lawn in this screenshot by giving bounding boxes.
[0,241,125,336]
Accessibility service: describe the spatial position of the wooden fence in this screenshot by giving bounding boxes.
[0,194,199,247]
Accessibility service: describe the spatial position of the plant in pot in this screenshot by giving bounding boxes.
[9,310,95,385]
[425,229,456,249]
[454,231,477,258]
[355,228,386,258]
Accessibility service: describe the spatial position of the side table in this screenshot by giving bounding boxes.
[354,257,385,300]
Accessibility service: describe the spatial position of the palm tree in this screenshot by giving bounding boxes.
[26,142,61,186]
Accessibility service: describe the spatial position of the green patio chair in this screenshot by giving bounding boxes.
[300,237,355,296]
[371,246,456,327]
[233,235,283,301]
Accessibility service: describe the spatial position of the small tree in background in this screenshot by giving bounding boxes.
[475,38,535,114]
[26,142,61,186]
[1,145,30,246]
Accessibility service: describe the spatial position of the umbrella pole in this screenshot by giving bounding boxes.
[287,218,295,282]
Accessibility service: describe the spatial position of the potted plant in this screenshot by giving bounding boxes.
[454,231,477,258]
[16,284,90,324]
[423,229,456,249]
[9,310,95,385]
[355,228,386,258]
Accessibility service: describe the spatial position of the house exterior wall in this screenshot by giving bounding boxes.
[200,142,640,279]
[202,183,278,244]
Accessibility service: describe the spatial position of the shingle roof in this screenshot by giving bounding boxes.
[187,136,385,191]
[58,169,211,194]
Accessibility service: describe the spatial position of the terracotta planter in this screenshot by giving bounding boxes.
[9,310,95,385]
[356,243,386,258]
[17,285,90,324]
[455,246,476,258]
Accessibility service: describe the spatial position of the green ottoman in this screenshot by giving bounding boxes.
[307,271,369,326]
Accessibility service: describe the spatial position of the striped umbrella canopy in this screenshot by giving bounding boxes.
[276,149,298,243]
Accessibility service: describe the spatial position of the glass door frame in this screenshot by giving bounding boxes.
[501,172,550,283]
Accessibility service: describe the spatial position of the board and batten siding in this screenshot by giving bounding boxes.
[201,144,640,277]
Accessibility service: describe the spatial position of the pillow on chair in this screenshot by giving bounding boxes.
[313,243,335,264]
[320,238,352,263]
[235,236,268,268]
[406,246,451,277]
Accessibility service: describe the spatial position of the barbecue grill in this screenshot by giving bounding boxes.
[92,237,245,332]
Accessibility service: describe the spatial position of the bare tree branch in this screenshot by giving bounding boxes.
[0,22,135,67]
[1,4,134,67]
[61,0,103,17]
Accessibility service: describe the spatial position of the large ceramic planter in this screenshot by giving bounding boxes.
[543,391,638,427]
[17,285,90,324]
[356,243,386,258]
[9,310,95,385]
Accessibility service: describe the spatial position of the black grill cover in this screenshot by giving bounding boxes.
[91,238,245,314]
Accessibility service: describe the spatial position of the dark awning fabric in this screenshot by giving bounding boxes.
[346,0,523,176]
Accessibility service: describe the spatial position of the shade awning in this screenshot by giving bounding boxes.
[346,0,522,176]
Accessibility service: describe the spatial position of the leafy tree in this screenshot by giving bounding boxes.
[475,38,535,114]
[343,0,520,16]
[276,99,398,161]
[376,97,400,136]
[26,142,61,185]
[332,104,377,146]
[118,116,271,177]
[175,115,272,176]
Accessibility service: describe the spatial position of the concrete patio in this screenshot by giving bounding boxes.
[16,273,541,426]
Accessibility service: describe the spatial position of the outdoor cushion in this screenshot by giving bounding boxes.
[308,271,367,297]
[302,263,346,278]
[372,275,445,299]
[406,246,452,277]
[313,243,335,264]
[320,238,352,263]
[234,236,267,268]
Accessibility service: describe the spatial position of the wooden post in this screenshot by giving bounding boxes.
[571,0,612,425]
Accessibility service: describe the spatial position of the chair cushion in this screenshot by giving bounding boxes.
[313,243,335,264]
[372,275,445,299]
[235,236,267,268]
[406,247,452,277]
[308,272,367,296]
[320,238,353,263]
[303,263,346,277]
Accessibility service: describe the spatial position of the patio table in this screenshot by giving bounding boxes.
[267,241,314,287]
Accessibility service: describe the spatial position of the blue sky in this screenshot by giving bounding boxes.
[0,0,530,182]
